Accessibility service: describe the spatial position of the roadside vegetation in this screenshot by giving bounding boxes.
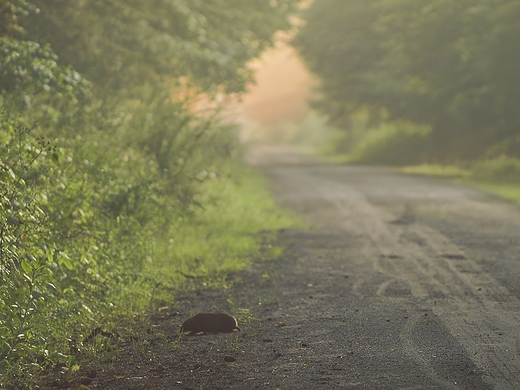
[0,0,302,387]
[402,161,520,207]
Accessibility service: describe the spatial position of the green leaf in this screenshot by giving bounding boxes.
[59,252,73,270]
[21,259,32,274]
[50,351,68,360]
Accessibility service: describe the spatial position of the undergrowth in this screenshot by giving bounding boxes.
[0,2,303,388]
[0,121,299,388]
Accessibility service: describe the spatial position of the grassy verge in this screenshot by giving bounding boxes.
[401,164,471,179]
[468,181,520,205]
[146,165,301,299]
[401,163,520,206]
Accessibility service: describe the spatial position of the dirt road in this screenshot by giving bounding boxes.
[95,146,520,389]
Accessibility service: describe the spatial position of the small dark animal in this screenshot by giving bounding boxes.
[180,312,239,334]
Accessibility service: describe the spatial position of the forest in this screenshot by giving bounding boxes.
[0,0,300,387]
[295,0,520,170]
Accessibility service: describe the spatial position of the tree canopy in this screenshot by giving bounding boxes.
[295,0,520,162]
[20,0,300,94]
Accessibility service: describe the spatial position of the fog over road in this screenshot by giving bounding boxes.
[248,145,520,389]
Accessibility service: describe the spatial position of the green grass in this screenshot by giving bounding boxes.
[145,166,301,298]
[402,164,471,178]
[401,163,520,206]
[466,181,520,205]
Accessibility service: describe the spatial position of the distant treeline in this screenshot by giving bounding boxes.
[0,0,299,386]
[295,0,520,164]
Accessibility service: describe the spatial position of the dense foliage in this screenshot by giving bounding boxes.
[22,0,299,94]
[0,0,300,386]
[295,0,520,163]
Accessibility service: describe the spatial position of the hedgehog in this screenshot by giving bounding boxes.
[180,312,240,334]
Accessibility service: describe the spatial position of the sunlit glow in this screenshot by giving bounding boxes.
[238,39,314,142]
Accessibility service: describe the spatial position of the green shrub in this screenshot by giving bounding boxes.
[0,118,158,386]
[350,119,432,165]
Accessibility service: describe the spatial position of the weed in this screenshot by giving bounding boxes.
[226,334,241,352]
[257,295,279,307]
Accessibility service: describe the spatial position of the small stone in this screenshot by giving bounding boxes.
[80,377,92,386]
[224,355,236,362]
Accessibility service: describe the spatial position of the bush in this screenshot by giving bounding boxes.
[0,118,158,385]
[350,119,432,165]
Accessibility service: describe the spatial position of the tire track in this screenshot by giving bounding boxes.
[270,166,520,388]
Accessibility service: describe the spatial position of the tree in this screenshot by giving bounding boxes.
[295,0,520,162]
[20,0,301,94]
